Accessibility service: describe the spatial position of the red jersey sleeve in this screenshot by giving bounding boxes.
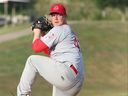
[32,39,50,55]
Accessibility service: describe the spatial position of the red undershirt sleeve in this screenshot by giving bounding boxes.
[32,39,50,55]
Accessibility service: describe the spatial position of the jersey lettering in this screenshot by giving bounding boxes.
[73,34,80,51]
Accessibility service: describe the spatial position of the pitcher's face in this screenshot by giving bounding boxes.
[50,13,67,26]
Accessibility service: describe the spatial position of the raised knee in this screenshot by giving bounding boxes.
[27,55,37,61]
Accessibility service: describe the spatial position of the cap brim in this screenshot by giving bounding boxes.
[49,12,66,15]
[49,12,59,15]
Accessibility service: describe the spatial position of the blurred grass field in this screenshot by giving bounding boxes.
[0,22,30,35]
[0,21,127,96]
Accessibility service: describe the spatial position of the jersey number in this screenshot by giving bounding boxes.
[74,37,80,51]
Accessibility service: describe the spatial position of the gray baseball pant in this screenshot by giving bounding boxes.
[17,55,84,96]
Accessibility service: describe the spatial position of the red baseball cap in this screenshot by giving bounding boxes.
[49,3,67,15]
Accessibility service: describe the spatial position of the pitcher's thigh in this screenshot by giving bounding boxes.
[28,55,66,86]
[53,78,84,96]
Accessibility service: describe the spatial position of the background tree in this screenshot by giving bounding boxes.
[94,0,128,21]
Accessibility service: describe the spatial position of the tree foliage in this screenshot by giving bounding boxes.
[32,0,51,16]
[94,0,128,11]
[0,0,128,20]
[93,0,128,21]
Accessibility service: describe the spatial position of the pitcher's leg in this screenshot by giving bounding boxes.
[17,55,64,96]
[52,77,84,96]
[29,55,75,89]
[52,86,71,96]
[17,56,37,96]
[52,86,73,96]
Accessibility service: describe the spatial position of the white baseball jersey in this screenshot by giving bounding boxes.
[41,24,83,66]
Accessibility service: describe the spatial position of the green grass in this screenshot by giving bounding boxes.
[0,21,128,96]
[0,22,30,35]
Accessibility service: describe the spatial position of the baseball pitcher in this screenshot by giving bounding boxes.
[17,3,84,96]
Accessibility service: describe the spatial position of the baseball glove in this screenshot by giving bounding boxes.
[32,16,53,33]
